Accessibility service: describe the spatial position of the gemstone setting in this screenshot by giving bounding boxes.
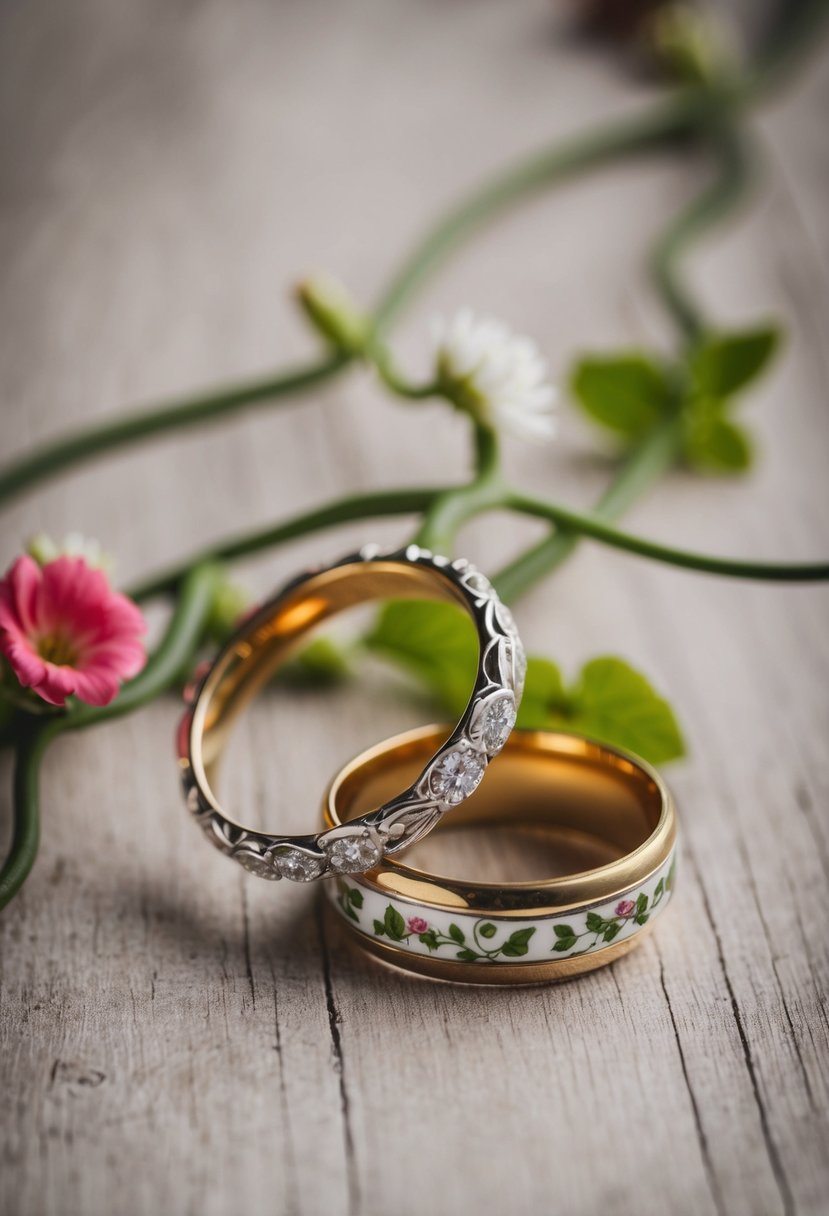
[465,571,492,595]
[235,850,280,880]
[513,641,527,696]
[180,544,526,882]
[502,639,527,698]
[429,747,486,805]
[325,833,382,874]
[481,696,517,754]
[275,849,326,882]
[495,601,517,636]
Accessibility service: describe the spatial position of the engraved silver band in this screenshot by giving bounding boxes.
[177,544,525,882]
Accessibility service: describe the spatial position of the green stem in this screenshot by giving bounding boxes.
[649,121,755,342]
[369,341,439,401]
[494,416,683,601]
[0,94,708,510]
[473,425,501,480]
[414,426,504,553]
[0,354,348,510]
[744,0,829,100]
[0,563,219,910]
[0,724,47,911]
[495,107,755,600]
[127,487,444,603]
[373,90,711,331]
[506,487,829,582]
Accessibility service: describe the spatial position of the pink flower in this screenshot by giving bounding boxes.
[407,916,429,935]
[615,899,636,918]
[0,555,146,708]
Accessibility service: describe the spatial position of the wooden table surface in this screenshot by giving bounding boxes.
[1,3,828,1214]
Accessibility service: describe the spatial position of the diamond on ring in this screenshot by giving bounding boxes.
[275,849,326,882]
[326,834,382,874]
[430,748,486,805]
[180,545,523,882]
[482,697,517,753]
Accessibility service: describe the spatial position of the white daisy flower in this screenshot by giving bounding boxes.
[432,309,557,442]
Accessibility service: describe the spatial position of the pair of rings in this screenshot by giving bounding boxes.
[178,545,677,984]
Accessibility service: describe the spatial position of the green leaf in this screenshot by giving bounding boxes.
[578,658,684,765]
[575,659,684,764]
[634,912,650,925]
[636,893,648,916]
[652,878,665,906]
[554,924,576,939]
[448,923,466,945]
[365,600,477,715]
[603,922,621,942]
[553,936,577,953]
[683,410,753,474]
[373,919,385,936]
[419,930,440,952]
[586,912,605,934]
[383,905,406,941]
[500,927,536,958]
[478,923,498,939]
[344,904,359,923]
[666,859,676,891]
[348,888,364,909]
[277,637,353,688]
[456,948,480,962]
[368,604,684,768]
[516,658,568,730]
[690,326,780,399]
[516,655,684,765]
[570,353,671,440]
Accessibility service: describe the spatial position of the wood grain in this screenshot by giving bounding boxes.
[1,2,827,1214]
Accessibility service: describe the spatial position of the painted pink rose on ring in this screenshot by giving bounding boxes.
[407,916,429,935]
[615,899,636,918]
[0,555,147,708]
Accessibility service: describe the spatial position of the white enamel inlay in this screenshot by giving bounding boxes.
[327,847,678,965]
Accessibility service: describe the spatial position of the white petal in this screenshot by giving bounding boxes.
[430,308,557,443]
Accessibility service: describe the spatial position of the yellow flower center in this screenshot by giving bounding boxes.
[37,632,80,667]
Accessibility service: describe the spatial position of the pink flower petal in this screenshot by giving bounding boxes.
[31,663,80,707]
[3,638,49,689]
[6,556,42,636]
[71,665,122,707]
[0,552,147,708]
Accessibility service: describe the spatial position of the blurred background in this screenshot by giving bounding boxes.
[2,0,826,601]
[1,4,827,1216]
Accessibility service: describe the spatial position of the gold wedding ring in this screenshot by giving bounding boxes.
[323,726,678,984]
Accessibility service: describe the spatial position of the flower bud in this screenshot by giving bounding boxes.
[204,578,251,647]
[295,275,370,355]
[645,3,736,85]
